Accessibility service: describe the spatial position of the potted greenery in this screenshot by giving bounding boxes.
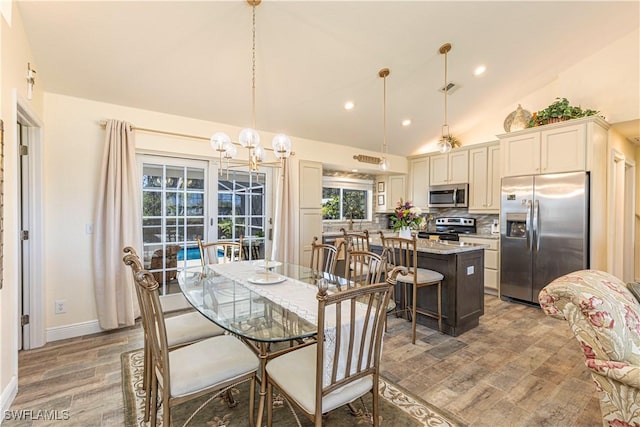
[527,97,600,128]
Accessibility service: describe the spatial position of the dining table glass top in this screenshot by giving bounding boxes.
[177,261,351,343]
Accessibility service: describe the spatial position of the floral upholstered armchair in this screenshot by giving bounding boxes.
[539,270,640,426]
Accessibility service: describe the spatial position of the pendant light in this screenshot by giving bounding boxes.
[438,42,455,154]
[210,0,292,176]
[378,68,390,171]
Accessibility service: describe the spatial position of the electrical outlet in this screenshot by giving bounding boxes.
[466,266,475,275]
[55,300,66,314]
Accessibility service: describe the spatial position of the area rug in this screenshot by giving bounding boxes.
[121,349,463,426]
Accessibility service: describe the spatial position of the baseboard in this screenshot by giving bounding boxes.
[46,320,103,342]
[0,375,18,424]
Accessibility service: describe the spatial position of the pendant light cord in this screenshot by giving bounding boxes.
[251,4,257,129]
[383,74,387,155]
[444,49,448,129]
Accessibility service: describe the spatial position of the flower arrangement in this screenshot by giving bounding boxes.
[391,199,423,231]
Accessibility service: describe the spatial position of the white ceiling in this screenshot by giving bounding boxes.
[18,1,640,156]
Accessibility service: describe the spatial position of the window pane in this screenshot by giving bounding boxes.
[186,193,204,216]
[343,189,367,219]
[322,188,340,220]
[143,192,162,216]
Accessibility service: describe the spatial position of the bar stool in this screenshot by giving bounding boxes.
[379,233,444,343]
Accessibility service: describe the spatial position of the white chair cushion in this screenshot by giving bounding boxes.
[169,335,258,398]
[395,268,443,284]
[160,293,192,313]
[266,344,373,415]
[165,311,224,347]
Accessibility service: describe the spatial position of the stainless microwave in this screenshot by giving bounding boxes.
[428,184,469,208]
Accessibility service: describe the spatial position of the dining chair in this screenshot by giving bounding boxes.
[265,268,402,427]
[340,228,370,252]
[123,247,227,423]
[309,236,343,275]
[344,249,386,286]
[196,236,243,266]
[378,233,444,343]
[123,249,259,427]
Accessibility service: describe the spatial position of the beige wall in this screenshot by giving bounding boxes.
[457,28,639,153]
[0,2,44,413]
[636,144,640,281]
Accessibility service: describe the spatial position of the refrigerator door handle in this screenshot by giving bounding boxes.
[525,200,533,252]
[533,200,540,251]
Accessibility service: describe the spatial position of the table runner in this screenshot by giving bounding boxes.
[208,261,378,386]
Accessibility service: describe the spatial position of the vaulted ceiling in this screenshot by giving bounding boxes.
[18,1,640,155]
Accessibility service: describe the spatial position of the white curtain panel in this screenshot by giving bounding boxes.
[271,159,296,264]
[93,120,142,329]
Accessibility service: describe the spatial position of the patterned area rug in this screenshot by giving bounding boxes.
[121,349,463,426]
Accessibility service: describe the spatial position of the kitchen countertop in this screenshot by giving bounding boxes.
[370,234,488,255]
[461,233,500,240]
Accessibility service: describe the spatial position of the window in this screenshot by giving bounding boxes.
[322,177,373,221]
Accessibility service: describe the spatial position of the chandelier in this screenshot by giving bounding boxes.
[210,0,292,176]
[437,42,460,154]
[378,68,390,171]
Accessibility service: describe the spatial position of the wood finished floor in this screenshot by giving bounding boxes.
[6,295,601,426]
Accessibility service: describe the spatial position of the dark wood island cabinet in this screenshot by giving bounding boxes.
[370,235,487,337]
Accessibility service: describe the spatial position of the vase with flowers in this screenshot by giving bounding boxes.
[391,199,423,239]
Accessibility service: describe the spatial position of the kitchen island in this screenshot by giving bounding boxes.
[370,233,487,337]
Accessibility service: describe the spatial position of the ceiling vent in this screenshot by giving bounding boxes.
[439,82,459,95]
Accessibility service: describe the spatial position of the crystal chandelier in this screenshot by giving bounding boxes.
[378,68,390,171]
[438,42,460,154]
[210,0,292,176]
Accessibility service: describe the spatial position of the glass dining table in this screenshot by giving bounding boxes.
[177,260,353,426]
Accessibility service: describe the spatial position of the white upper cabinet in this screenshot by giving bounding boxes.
[388,175,406,210]
[408,157,429,210]
[500,120,588,177]
[468,143,500,213]
[429,150,469,185]
[375,174,406,212]
[540,123,586,174]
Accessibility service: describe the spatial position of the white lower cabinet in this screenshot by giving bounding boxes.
[459,236,500,295]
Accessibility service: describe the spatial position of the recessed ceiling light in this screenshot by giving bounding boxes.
[344,101,355,110]
[473,65,486,76]
[402,119,412,127]
[351,169,358,172]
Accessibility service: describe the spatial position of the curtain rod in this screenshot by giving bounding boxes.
[98,120,294,155]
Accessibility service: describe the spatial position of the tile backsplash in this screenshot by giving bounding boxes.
[323,213,391,233]
[323,210,499,234]
[427,208,498,234]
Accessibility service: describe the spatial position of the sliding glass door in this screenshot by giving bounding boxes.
[140,156,211,295]
[139,156,273,295]
[217,170,266,260]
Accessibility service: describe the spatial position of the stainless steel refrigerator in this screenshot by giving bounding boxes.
[500,172,589,303]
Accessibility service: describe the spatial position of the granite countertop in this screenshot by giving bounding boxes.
[462,233,500,240]
[369,234,488,255]
[323,229,394,238]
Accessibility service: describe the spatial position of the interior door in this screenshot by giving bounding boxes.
[19,122,30,349]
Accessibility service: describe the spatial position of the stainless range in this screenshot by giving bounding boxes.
[417,217,476,241]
